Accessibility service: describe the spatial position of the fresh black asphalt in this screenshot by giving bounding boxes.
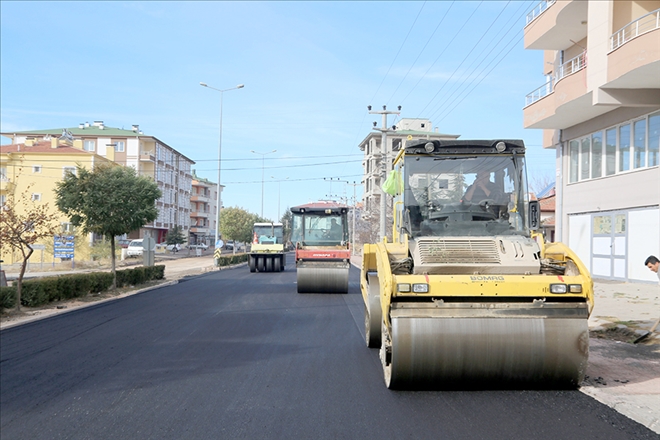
[1,254,656,439]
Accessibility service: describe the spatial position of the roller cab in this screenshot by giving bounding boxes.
[362,139,593,389]
[291,201,350,293]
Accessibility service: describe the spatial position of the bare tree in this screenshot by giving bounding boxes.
[0,185,59,310]
[528,172,555,197]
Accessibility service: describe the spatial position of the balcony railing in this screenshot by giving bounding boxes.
[525,80,554,107]
[610,8,660,51]
[525,0,556,26]
[555,51,586,82]
[524,51,586,107]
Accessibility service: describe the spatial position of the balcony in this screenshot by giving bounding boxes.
[191,193,211,203]
[610,9,659,51]
[606,11,660,92]
[140,150,155,162]
[525,51,585,107]
[191,211,210,219]
[524,0,587,50]
[524,64,597,129]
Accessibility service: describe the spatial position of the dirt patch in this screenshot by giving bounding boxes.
[590,322,658,345]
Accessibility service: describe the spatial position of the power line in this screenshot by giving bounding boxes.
[369,1,427,104]
[386,1,455,107]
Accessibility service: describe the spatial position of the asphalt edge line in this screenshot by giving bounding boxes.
[0,280,180,331]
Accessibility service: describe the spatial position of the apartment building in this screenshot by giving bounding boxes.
[358,118,459,231]
[0,136,116,264]
[2,122,195,244]
[523,0,660,283]
[190,170,220,246]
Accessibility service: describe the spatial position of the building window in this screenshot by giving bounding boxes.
[569,140,579,183]
[0,167,7,181]
[84,140,95,152]
[649,112,660,167]
[114,141,125,152]
[33,165,42,173]
[633,119,646,169]
[605,128,616,176]
[0,194,6,207]
[580,137,590,181]
[619,124,630,172]
[31,193,41,201]
[591,132,602,179]
[63,166,76,177]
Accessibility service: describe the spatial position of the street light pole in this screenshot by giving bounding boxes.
[200,82,244,250]
[251,149,276,218]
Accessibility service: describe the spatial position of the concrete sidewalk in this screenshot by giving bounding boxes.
[2,253,659,433]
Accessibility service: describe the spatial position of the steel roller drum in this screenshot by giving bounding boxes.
[382,302,590,389]
[297,263,349,293]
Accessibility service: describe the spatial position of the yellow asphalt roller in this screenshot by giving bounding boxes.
[362,139,594,389]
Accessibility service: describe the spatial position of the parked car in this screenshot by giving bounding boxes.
[117,239,131,249]
[166,243,181,252]
[224,240,234,250]
[126,239,144,257]
[188,243,208,250]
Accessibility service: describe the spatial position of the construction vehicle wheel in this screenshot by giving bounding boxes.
[266,257,273,272]
[257,257,265,272]
[249,256,256,273]
[274,257,281,272]
[365,273,381,348]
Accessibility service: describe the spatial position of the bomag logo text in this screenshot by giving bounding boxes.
[470,275,505,281]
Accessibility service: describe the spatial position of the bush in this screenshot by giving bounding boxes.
[1,286,17,310]
[215,253,248,267]
[2,265,167,310]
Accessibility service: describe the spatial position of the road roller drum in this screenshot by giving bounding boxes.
[297,262,349,293]
[380,302,590,389]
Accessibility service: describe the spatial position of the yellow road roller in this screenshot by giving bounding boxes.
[361,139,593,389]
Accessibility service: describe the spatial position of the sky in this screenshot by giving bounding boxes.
[1,1,556,222]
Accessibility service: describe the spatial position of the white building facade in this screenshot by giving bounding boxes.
[523,1,660,283]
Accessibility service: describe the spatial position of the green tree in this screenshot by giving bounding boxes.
[55,164,161,289]
[165,225,186,246]
[0,185,59,310]
[220,207,256,248]
[280,208,292,243]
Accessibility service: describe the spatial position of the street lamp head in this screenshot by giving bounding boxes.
[237,84,245,89]
[200,82,208,87]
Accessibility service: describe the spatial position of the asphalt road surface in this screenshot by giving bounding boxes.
[1,254,656,439]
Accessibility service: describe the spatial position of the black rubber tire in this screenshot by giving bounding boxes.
[266,257,273,272]
[257,257,265,272]
[249,255,256,272]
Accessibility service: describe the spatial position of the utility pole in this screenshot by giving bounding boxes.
[369,105,400,241]
[346,181,359,256]
[325,178,360,255]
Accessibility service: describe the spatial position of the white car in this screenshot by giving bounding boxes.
[188,243,208,250]
[126,239,144,257]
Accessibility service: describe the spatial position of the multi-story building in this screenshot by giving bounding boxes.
[358,118,459,229]
[1,121,195,243]
[0,136,117,264]
[523,0,660,283]
[190,170,220,246]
